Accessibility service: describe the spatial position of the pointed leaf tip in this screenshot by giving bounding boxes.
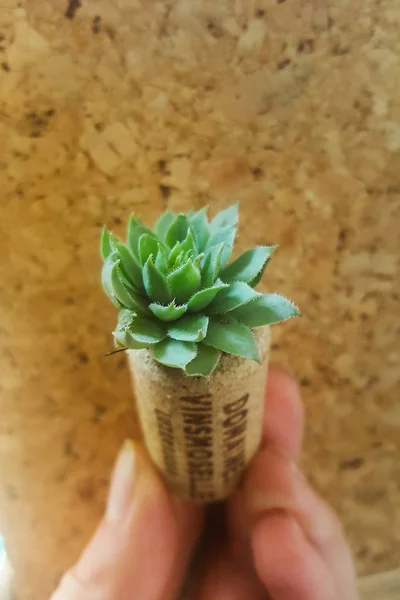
[185,344,220,377]
[221,246,277,285]
[100,227,118,260]
[139,234,161,266]
[154,210,176,241]
[113,327,150,350]
[155,247,168,274]
[206,226,236,267]
[187,279,229,313]
[127,215,156,258]
[101,253,121,307]
[210,204,239,232]
[149,301,187,322]
[165,214,190,248]
[203,319,259,362]
[230,293,300,327]
[207,281,260,314]
[168,259,201,304]
[189,207,210,251]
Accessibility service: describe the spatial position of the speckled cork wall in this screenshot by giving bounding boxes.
[0,1,399,598]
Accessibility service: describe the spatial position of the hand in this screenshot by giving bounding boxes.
[51,368,358,600]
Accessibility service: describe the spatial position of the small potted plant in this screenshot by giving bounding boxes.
[101,205,299,502]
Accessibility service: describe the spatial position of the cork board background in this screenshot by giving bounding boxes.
[0,1,399,598]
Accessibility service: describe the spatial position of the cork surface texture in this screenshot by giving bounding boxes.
[0,1,399,598]
[129,328,269,502]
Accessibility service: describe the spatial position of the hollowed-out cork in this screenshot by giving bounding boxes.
[128,326,270,503]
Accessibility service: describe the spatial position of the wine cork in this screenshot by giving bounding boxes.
[128,327,270,503]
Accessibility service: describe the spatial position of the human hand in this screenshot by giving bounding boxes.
[51,368,358,600]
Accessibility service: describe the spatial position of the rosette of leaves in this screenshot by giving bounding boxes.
[101,204,299,377]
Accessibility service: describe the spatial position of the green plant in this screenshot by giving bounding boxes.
[101,204,299,376]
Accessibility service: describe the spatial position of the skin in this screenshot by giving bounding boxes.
[51,368,358,600]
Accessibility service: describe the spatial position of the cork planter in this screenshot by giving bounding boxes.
[101,204,299,502]
[129,327,269,502]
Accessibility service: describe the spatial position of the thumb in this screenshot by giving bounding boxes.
[51,441,203,600]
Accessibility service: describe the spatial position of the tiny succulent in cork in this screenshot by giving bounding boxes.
[101,204,299,377]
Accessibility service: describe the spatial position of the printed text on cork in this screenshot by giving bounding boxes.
[155,393,250,501]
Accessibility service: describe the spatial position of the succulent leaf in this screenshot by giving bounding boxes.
[165,214,190,248]
[230,294,301,327]
[201,243,224,288]
[143,257,171,304]
[149,301,187,322]
[207,281,260,314]
[127,216,156,257]
[112,262,149,313]
[180,228,197,254]
[189,207,210,251]
[114,241,145,293]
[193,253,204,270]
[117,268,146,305]
[117,308,136,328]
[187,280,229,312]
[168,314,209,342]
[209,204,238,233]
[152,339,197,368]
[139,234,161,266]
[101,253,121,307]
[113,325,149,349]
[128,316,166,344]
[221,246,277,285]
[154,210,176,241]
[155,247,168,274]
[167,259,201,304]
[186,344,220,377]
[248,261,268,288]
[168,243,184,267]
[101,227,118,260]
[206,226,236,266]
[203,319,259,361]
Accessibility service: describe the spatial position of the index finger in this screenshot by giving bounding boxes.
[263,367,304,459]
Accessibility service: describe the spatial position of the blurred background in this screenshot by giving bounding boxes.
[0,1,399,598]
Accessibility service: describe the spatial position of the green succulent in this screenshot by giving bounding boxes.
[101,204,299,377]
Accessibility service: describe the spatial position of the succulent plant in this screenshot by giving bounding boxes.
[101,204,299,376]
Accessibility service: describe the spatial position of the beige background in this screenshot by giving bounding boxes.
[0,1,399,598]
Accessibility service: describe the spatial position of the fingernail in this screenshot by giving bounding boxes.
[106,440,136,524]
[249,493,295,518]
[245,449,305,520]
[263,508,303,534]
